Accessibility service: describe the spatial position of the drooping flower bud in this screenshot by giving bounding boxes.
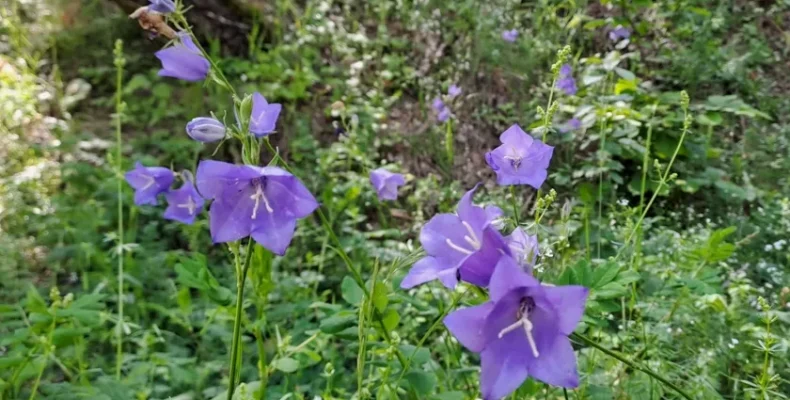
[186,117,225,142]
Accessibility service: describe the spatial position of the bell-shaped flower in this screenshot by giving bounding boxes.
[609,25,631,42]
[155,32,210,82]
[556,64,577,95]
[559,117,582,133]
[369,168,405,201]
[444,256,589,399]
[249,92,282,137]
[448,84,462,98]
[195,160,318,255]
[432,97,445,112]
[148,0,175,13]
[485,124,553,188]
[186,117,226,142]
[164,175,204,225]
[125,162,174,205]
[401,185,510,290]
[506,228,539,272]
[502,29,519,43]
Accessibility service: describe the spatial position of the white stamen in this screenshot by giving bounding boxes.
[497,305,540,358]
[250,183,274,219]
[177,195,197,215]
[445,239,474,255]
[462,221,481,249]
[141,175,156,190]
[503,146,523,169]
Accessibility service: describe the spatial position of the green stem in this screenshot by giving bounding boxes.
[571,333,693,400]
[510,186,520,226]
[113,39,125,380]
[445,120,454,165]
[260,140,408,367]
[596,115,607,260]
[227,241,254,400]
[616,103,691,261]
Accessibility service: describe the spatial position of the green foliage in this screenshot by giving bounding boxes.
[1,0,789,399]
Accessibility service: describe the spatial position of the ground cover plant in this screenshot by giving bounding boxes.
[1,0,789,399]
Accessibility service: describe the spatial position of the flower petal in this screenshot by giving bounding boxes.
[526,334,580,388]
[488,255,539,302]
[480,329,531,400]
[400,256,457,289]
[196,160,260,200]
[419,214,473,266]
[251,218,297,255]
[444,302,495,353]
[458,226,511,287]
[208,186,254,243]
[540,285,589,335]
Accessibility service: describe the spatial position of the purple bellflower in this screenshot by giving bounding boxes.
[370,168,406,201]
[437,108,451,122]
[155,32,210,82]
[164,177,204,225]
[186,117,226,143]
[609,25,631,42]
[502,29,519,43]
[448,85,462,98]
[485,124,554,188]
[506,227,539,272]
[444,256,589,399]
[432,97,445,112]
[401,185,509,290]
[195,160,319,255]
[559,117,582,133]
[249,92,282,137]
[556,64,577,96]
[148,0,176,13]
[125,162,174,206]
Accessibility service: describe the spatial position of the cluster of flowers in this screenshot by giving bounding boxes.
[401,123,588,399]
[129,4,591,397]
[432,84,462,122]
[127,2,408,256]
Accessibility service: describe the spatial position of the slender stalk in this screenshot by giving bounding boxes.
[227,241,254,400]
[445,120,454,165]
[596,115,607,260]
[616,98,691,261]
[571,333,693,400]
[510,186,520,226]
[113,39,125,380]
[260,140,409,367]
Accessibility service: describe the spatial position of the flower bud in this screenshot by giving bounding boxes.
[186,117,225,142]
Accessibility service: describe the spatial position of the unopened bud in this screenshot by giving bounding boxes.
[186,117,226,142]
[680,90,690,110]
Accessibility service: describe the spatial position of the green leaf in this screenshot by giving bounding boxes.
[271,357,300,373]
[593,282,628,299]
[591,262,620,289]
[570,260,593,287]
[381,309,400,331]
[433,392,465,400]
[372,281,389,312]
[341,276,364,306]
[404,371,437,395]
[319,312,356,334]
